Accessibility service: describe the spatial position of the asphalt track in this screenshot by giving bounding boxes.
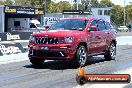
[0,32,132,88]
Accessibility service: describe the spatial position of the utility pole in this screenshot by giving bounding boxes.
[73,0,79,17]
[45,0,46,15]
[77,0,79,10]
[124,0,126,26]
[71,0,72,10]
[77,0,79,18]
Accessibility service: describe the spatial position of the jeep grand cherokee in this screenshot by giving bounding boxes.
[28,18,116,67]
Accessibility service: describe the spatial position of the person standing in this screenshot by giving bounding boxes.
[128,23,132,32]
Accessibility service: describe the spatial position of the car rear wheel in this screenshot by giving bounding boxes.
[29,58,45,66]
[74,45,87,67]
[104,43,116,60]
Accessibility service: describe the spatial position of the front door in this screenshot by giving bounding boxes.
[88,20,106,54]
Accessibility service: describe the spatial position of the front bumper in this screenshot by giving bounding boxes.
[28,44,76,60]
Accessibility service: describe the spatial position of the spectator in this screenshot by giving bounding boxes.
[127,24,131,32]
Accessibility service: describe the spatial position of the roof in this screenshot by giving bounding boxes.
[91,6,112,9]
[60,18,103,21]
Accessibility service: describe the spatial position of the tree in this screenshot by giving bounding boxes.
[99,0,114,7]
[91,0,99,6]
[81,0,86,10]
[0,1,4,5]
[80,0,99,10]
[57,1,71,12]
[13,0,51,7]
[0,0,13,5]
[48,1,58,13]
[111,5,124,26]
[4,0,13,5]
[126,5,132,23]
[14,0,30,6]
[29,0,38,7]
[48,1,71,13]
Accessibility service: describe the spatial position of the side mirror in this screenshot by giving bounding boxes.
[89,26,97,31]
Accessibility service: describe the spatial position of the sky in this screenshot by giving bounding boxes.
[52,0,132,6]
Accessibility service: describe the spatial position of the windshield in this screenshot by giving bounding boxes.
[49,19,88,30]
[36,24,43,28]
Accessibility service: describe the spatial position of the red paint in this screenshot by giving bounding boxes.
[28,18,116,61]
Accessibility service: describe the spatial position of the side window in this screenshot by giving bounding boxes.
[105,22,111,30]
[104,10,110,15]
[98,10,102,15]
[97,20,105,31]
[90,20,97,26]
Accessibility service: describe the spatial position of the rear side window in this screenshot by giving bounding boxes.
[105,22,111,30]
[97,20,105,31]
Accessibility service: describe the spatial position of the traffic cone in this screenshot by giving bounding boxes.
[77,66,86,76]
[76,66,86,85]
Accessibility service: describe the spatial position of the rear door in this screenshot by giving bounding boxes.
[104,22,114,45]
[96,20,108,53]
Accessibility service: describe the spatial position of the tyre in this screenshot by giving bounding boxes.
[29,58,45,66]
[73,45,87,67]
[104,43,116,60]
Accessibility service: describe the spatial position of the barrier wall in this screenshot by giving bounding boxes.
[0,43,25,56]
[0,32,33,41]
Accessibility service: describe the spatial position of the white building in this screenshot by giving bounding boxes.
[90,6,112,22]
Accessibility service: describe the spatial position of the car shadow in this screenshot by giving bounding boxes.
[24,56,112,70]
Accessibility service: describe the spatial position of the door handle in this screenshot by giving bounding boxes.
[105,32,110,34]
[96,35,101,39]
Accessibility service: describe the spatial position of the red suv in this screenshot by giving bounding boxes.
[28,18,116,67]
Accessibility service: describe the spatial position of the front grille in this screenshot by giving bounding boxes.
[33,50,66,57]
[35,37,59,44]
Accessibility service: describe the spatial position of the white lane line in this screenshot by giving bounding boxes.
[0,52,53,65]
[0,52,28,64]
[0,40,29,43]
[74,68,132,88]
[0,58,28,65]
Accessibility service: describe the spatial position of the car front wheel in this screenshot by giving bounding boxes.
[74,45,87,67]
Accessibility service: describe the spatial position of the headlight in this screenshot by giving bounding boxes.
[29,35,35,42]
[64,37,74,43]
[59,37,74,43]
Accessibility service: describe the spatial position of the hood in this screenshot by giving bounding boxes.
[33,30,84,37]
